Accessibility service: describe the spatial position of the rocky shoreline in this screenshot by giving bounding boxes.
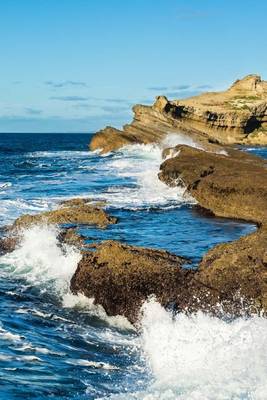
[1,75,267,324]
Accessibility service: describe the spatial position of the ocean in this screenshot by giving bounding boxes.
[0,132,266,399]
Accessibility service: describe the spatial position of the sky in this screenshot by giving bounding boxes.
[0,0,267,133]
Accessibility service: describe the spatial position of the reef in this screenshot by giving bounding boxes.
[90,74,267,154]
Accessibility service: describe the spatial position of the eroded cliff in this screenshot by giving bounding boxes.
[90,74,267,153]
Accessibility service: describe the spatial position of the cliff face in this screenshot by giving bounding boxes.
[90,75,267,153]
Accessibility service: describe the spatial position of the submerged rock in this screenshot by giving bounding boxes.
[90,74,267,154]
[70,240,194,324]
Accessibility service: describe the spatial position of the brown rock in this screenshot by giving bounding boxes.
[159,144,267,315]
[0,235,19,254]
[12,198,117,229]
[159,145,267,223]
[70,240,193,324]
[195,227,267,314]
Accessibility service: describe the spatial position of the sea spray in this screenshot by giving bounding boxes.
[88,138,196,209]
[0,224,81,296]
[139,299,267,400]
[0,224,134,330]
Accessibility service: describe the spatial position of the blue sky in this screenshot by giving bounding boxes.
[0,0,267,132]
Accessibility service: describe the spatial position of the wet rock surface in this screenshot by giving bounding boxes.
[12,198,117,229]
[0,198,116,255]
[159,144,267,315]
[70,240,194,324]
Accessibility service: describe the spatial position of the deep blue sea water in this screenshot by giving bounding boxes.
[0,132,266,400]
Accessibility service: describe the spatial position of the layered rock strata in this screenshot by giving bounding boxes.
[90,75,267,153]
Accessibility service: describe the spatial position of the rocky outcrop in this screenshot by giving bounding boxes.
[159,145,267,223]
[196,227,267,314]
[159,145,267,314]
[90,75,267,153]
[13,198,116,229]
[70,240,194,324]
[70,144,267,323]
[0,198,116,255]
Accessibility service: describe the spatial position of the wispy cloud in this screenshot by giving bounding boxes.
[147,86,168,91]
[197,84,213,90]
[24,107,43,115]
[165,90,202,99]
[147,83,213,99]
[50,95,89,102]
[0,114,130,133]
[45,80,88,88]
[73,103,92,109]
[101,105,131,113]
[105,98,131,104]
[172,85,191,90]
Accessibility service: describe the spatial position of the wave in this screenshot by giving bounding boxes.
[86,136,198,209]
[0,224,81,296]
[0,225,134,330]
[137,299,267,400]
[27,150,96,158]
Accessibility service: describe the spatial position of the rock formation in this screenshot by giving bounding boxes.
[90,74,267,153]
[70,144,267,323]
[13,198,116,229]
[159,145,267,315]
[0,198,116,254]
[70,240,193,324]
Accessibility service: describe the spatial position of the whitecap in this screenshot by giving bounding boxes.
[0,224,82,296]
[138,299,267,400]
[66,359,119,370]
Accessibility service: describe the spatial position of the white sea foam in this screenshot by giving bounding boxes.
[27,150,92,158]
[137,299,267,400]
[0,198,54,225]
[0,326,22,342]
[86,138,197,209]
[0,225,134,329]
[0,224,81,296]
[0,354,42,362]
[0,182,12,191]
[63,293,134,331]
[161,133,204,150]
[66,358,119,370]
[14,343,64,356]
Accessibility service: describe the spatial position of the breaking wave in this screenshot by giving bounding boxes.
[138,299,267,400]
